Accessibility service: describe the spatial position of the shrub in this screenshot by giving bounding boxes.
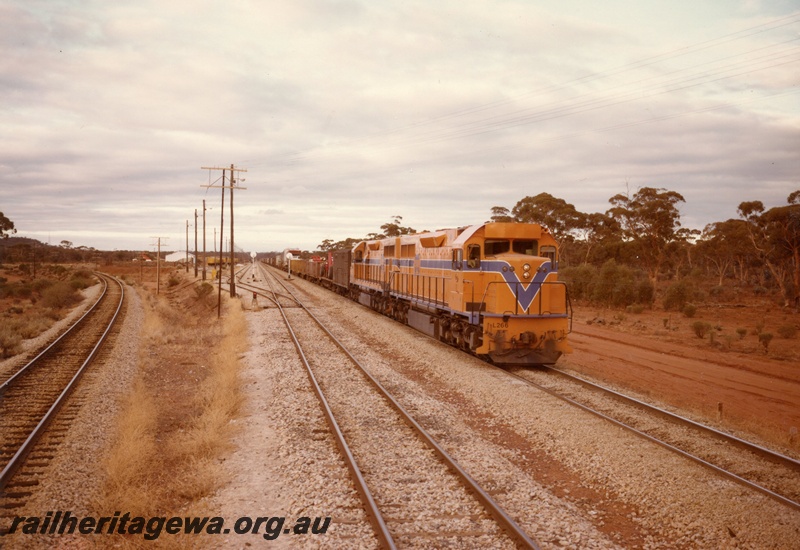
[70,275,94,290]
[594,260,637,307]
[194,283,214,304]
[41,281,81,309]
[736,327,747,339]
[663,280,694,311]
[759,332,773,353]
[13,283,33,299]
[777,324,797,339]
[682,304,697,318]
[709,285,725,297]
[16,316,52,339]
[636,278,655,305]
[562,261,652,308]
[0,325,22,358]
[168,275,180,288]
[32,278,54,292]
[692,321,712,339]
[560,264,597,302]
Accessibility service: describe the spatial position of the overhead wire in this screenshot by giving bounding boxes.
[236,12,799,184]
[249,12,800,168]
[377,47,800,149]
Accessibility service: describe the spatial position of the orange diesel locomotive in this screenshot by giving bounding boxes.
[290,222,572,365]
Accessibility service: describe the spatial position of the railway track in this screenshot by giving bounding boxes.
[507,365,800,512]
[260,260,800,513]
[0,272,124,521]
[240,262,540,549]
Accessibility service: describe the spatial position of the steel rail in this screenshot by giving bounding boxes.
[505,367,800,512]
[260,262,541,550]
[257,263,396,549]
[0,276,109,392]
[0,273,125,491]
[234,263,297,308]
[540,365,800,471]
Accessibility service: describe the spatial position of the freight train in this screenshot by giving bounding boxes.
[279,222,572,365]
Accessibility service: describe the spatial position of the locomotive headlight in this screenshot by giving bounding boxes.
[523,263,531,271]
[523,271,531,279]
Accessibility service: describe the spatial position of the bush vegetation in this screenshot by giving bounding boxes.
[692,321,713,339]
[0,266,97,357]
[561,259,654,308]
[0,325,22,358]
[759,332,774,353]
[41,281,82,309]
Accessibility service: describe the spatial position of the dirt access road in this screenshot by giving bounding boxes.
[560,319,800,454]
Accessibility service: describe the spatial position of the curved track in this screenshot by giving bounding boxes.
[0,273,124,514]
[240,262,540,549]
[507,365,800,512]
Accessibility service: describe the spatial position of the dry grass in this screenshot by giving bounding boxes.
[100,378,159,514]
[94,285,246,547]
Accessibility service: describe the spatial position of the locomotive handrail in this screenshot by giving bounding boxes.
[387,272,448,306]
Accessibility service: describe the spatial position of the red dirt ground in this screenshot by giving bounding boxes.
[563,305,800,453]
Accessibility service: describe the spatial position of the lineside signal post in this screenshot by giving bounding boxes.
[201,164,247,318]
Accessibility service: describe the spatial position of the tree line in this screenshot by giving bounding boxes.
[490,188,799,309]
[316,189,799,310]
[5,183,799,311]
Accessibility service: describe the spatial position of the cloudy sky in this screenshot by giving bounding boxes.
[1,0,798,254]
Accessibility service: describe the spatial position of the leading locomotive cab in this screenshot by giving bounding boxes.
[446,223,572,364]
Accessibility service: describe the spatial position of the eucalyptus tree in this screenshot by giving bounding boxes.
[738,191,800,308]
[607,187,687,285]
[0,212,15,238]
[697,219,753,286]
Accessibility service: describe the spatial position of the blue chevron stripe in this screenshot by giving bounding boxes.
[360,257,554,312]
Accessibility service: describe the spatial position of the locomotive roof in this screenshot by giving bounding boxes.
[354,222,552,251]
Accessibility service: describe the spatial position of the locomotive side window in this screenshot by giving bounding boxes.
[467,244,481,268]
[384,245,395,258]
[540,245,557,263]
[354,250,363,262]
[513,240,538,256]
[484,239,510,256]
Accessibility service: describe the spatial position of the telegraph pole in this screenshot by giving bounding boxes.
[217,169,225,318]
[229,164,236,296]
[150,237,168,294]
[202,200,207,280]
[194,208,198,278]
[185,220,189,273]
[157,237,161,292]
[201,165,247,310]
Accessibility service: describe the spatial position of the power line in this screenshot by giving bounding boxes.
[230,13,798,201]
[238,13,799,171]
